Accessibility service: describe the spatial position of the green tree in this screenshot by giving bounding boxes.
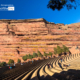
[37,51,43,57]
[17,59,21,63]
[65,47,69,52]
[54,45,69,55]
[1,62,6,66]
[28,54,33,59]
[43,52,48,57]
[0,62,6,67]
[48,52,53,57]
[8,59,14,65]
[33,52,38,58]
[62,45,69,52]
[25,54,29,59]
[57,46,62,54]
[47,0,80,11]
[22,56,27,61]
[54,47,57,54]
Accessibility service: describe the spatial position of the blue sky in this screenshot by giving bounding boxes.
[0,0,80,25]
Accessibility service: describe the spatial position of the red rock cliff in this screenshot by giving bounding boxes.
[0,18,80,62]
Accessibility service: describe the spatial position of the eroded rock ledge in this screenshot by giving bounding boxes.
[0,18,49,23]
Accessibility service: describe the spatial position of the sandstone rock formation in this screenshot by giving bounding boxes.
[0,18,80,62]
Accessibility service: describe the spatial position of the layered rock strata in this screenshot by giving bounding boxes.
[0,18,80,62]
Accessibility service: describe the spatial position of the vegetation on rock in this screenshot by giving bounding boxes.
[48,52,53,57]
[0,62,6,67]
[28,54,33,59]
[21,45,69,62]
[8,59,14,65]
[33,52,38,58]
[43,52,48,57]
[17,59,21,63]
[54,45,69,55]
[54,47,58,54]
[37,51,43,57]
[62,45,69,53]
[22,56,27,61]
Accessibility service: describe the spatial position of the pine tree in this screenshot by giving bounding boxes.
[54,47,57,54]
[28,54,33,59]
[43,52,48,57]
[57,46,62,54]
[33,52,38,58]
[22,56,27,61]
[17,59,21,63]
[49,52,53,57]
[37,51,43,57]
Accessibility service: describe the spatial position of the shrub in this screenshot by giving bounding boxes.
[43,52,48,57]
[37,51,43,57]
[54,45,70,55]
[48,52,53,56]
[1,62,6,66]
[17,59,21,63]
[33,52,38,58]
[25,54,29,59]
[0,62,6,67]
[22,56,27,61]
[62,45,69,53]
[57,46,62,54]
[8,59,14,65]
[28,54,33,59]
[54,47,57,54]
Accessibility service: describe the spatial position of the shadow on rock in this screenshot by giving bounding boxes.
[52,69,80,80]
[30,75,58,80]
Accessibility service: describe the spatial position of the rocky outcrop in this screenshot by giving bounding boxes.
[0,18,80,62]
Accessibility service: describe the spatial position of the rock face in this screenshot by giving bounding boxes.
[0,18,80,62]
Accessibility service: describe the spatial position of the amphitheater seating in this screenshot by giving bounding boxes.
[0,53,80,80]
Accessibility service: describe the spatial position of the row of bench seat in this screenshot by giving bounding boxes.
[18,53,80,80]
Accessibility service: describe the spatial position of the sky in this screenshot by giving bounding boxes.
[0,0,80,25]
